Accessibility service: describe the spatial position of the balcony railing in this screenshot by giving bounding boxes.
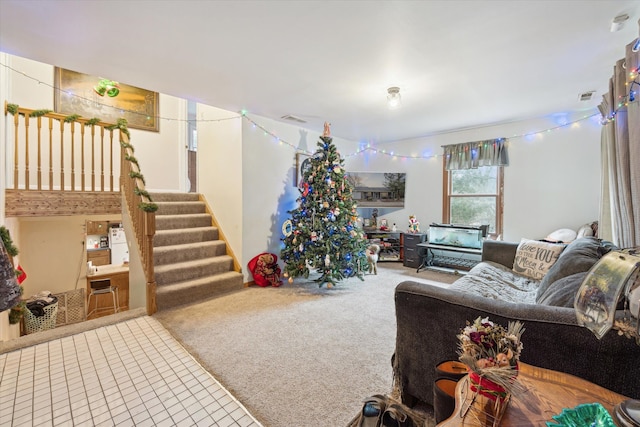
[3,102,157,314]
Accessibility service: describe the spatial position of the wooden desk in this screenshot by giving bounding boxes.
[86,265,129,319]
[438,362,627,426]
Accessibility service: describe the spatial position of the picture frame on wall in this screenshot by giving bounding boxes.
[54,67,160,132]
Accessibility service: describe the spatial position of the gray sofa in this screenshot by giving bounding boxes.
[393,237,640,408]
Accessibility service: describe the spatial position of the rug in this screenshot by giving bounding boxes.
[154,262,456,427]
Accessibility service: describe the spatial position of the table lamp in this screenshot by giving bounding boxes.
[574,248,640,426]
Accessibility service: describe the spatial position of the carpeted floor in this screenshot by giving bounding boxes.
[153,263,459,427]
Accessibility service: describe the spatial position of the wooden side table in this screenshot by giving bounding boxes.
[437,362,627,426]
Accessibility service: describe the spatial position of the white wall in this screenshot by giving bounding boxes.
[1,53,603,288]
[240,115,357,281]
[346,115,602,242]
[231,112,601,281]
[0,54,186,298]
[197,104,243,272]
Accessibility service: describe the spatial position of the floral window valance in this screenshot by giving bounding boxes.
[443,138,509,171]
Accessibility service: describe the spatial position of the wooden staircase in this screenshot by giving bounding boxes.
[151,192,243,310]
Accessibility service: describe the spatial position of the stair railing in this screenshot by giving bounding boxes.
[119,131,157,315]
[4,102,119,192]
[4,102,157,314]
[120,130,158,315]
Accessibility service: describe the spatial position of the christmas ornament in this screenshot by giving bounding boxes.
[282,220,293,237]
[93,78,120,97]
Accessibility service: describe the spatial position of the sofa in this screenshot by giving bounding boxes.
[393,237,640,408]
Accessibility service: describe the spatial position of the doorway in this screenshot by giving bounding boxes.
[187,100,197,193]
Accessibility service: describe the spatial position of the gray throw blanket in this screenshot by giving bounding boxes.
[449,261,540,304]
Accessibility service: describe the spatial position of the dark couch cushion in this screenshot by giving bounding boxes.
[536,237,614,303]
[537,272,587,307]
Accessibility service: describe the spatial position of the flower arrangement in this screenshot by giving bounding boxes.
[458,316,525,399]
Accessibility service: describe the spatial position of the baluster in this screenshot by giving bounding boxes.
[100,126,105,191]
[91,125,95,191]
[60,120,64,190]
[25,115,30,190]
[96,126,104,191]
[70,121,75,191]
[48,117,53,190]
[81,123,86,191]
[13,112,19,189]
[80,123,86,191]
[37,116,42,190]
[108,128,114,191]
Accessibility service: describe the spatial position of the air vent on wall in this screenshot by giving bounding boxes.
[281,114,307,123]
[579,91,596,101]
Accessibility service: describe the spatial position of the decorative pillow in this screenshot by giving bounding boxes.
[536,237,608,302]
[545,228,577,243]
[537,272,588,307]
[512,238,565,281]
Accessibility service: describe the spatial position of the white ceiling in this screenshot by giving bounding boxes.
[1,0,639,143]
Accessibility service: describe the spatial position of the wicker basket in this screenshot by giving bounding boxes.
[24,302,58,334]
[53,289,86,327]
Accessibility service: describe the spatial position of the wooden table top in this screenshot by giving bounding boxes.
[437,362,627,426]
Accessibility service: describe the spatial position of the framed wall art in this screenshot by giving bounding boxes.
[54,67,160,132]
[345,172,406,207]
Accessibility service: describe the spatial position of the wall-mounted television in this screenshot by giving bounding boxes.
[346,172,406,208]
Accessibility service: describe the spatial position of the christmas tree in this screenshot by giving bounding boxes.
[281,123,368,287]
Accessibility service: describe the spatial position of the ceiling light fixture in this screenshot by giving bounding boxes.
[387,86,401,109]
[610,13,630,32]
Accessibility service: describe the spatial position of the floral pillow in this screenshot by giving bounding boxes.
[512,238,565,281]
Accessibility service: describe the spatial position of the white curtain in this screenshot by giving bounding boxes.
[598,41,640,248]
[443,138,509,171]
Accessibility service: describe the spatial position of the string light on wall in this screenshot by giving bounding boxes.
[0,61,608,160]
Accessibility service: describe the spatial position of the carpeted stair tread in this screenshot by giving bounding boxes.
[154,241,227,265]
[149,191,238,311]
[154,227,219,247]
[155,201,206,215]
[155,271,244,310]
[149,192,200,202]
[155,213,212,230]
[154,256,234,285]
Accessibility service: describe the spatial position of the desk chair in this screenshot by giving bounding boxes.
[87,278,119,318]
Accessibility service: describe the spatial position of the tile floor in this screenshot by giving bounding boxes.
[0,316,262,427]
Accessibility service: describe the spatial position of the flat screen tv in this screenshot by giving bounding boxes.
[346,172,406,208]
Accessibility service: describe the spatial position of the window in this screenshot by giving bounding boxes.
[443,165,503,235]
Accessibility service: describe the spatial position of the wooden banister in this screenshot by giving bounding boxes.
[119,131,157,315]
[4,102,157,315]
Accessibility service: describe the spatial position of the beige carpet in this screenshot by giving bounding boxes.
[153,263,458,427]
